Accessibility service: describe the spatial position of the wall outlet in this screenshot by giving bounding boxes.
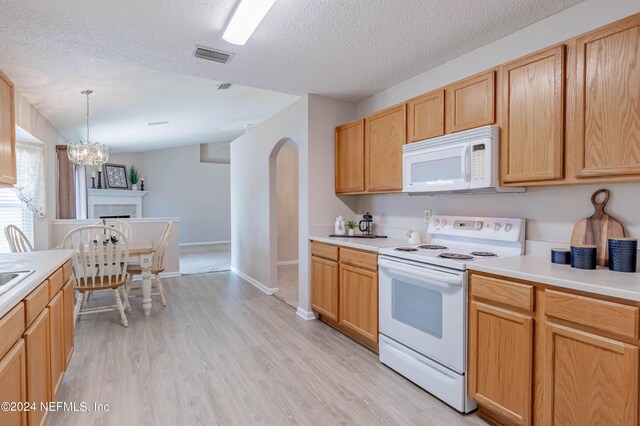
[423,209,432,223]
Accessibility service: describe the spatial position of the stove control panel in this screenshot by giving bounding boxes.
[429,215,525,242]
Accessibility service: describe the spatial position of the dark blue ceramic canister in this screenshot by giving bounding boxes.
[551,248,571,265]
[608,238,637,273]
[570,244,597,270]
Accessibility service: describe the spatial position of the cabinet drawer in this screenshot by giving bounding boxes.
[311,243,339,262]
[24,280,49,327]
[545,289,639,340]
[0,303,25,360]
[471,274,534,312]
[340,248,377,272]
[62,260,73,282]
[48,267,64,298]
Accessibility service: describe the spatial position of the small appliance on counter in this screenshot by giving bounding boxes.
[359,212,374,236]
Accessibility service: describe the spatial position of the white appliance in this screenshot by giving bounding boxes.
[403,125,524,194]
[378,215,525,413]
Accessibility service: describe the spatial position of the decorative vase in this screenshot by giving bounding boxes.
[131,184,137,191]
[348,229,355,236]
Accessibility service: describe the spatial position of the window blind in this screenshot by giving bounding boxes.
[0,188,34,253]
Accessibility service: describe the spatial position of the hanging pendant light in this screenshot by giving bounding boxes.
[67,90,109,166]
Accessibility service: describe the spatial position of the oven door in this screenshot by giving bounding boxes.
[379,256,466,373]
[403,141,471,193]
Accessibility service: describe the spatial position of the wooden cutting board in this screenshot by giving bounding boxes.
[570,189,625,266]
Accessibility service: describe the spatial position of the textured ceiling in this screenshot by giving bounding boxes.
[0,0,585,151]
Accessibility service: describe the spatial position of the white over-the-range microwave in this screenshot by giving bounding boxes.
[403,125,524,194]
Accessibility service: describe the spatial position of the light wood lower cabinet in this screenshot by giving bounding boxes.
[310,255,339,321]
[470,271,640,425]
[48,291,64,400]
[339,264,378,347]
[62,279,74,369]
[24,309,50,426]
[469,301,533,425]
[310,242,379,351]
[0,340,27,426]
[544,322,639,425]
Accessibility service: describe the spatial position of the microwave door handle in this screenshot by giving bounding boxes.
[461,146,471,182]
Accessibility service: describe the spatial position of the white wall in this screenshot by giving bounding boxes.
[276,144,298,263]
[14,91,68,250]
[230,94,358,314]
[86,145,230,245]
[354,0,640,246]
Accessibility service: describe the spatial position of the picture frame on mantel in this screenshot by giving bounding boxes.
[103,163,129,189]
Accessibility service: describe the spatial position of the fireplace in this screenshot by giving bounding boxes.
[87,189,148,219]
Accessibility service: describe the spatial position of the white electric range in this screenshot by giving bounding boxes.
[377,215,525,413]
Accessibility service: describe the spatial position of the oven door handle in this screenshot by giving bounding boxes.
[379,258,464,286]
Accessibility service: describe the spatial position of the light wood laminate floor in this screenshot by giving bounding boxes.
[48,272,488,426]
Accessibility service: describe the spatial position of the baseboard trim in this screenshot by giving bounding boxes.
[296,307,317,321]
[180,240,230,247]
[230,266,278,295]
[131,271,181,281]
[277,260,299,266]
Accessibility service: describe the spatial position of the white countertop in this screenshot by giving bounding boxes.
[309,235,408,253]
[0,250,74,318]
[469,255,640,302]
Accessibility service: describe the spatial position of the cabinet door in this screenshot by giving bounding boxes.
[310,256,339,321]
[0,71,16,187]
[24,309,50,426]
[545,322,639,425]
[468,301,533,425]
[62,279,74,369]
[574,14,640,178]
[0,340,27,426]
[407,90,445,142]
[338,264,378,345]
[502,46,565,183]
[365,104,406,192]
[48,292,64,399]
[335,119,365,194]
[446,70,496,133]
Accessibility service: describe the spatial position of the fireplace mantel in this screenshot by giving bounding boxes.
[87,189,148,219]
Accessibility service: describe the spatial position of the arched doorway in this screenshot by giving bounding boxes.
[269,138,299,308]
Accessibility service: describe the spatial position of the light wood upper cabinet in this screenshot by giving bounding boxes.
[469,300,534,425]
[0,340,27,426]
[48,292,64,399]
[574,14,640,178]
[544,322,639,425]
[24,309,50,426]
[407,89,445,142]
[365,104,406,192]
[335,119,365,194]
[502,46,565,183]
[445,70,496,134]
[311,255,339,322]
[0,70,16,187]
[339,264,378,346]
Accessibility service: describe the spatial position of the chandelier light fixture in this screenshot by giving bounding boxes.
[67,90,109,166]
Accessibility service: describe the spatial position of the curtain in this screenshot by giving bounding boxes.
[75,164,87,219]
[56,145,76,219]
[14,141,46,218]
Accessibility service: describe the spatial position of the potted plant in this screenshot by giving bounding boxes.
[129,165,139,190]
[346,220,357,236]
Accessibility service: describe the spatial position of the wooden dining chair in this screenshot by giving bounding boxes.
[4,224,33,252]
[94,219,133,241]
[63,225,131,327]
[127,221,172,306]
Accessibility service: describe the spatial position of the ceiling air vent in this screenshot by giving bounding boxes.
[217,83,232,90]
[193,45,234,64]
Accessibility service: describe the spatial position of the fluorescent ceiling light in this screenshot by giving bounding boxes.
[223,0,276,45]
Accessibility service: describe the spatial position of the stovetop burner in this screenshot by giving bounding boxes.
[395,247,418,252]
[438,253,474,260]
[418,244,448,250]
[471,251,498,257]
